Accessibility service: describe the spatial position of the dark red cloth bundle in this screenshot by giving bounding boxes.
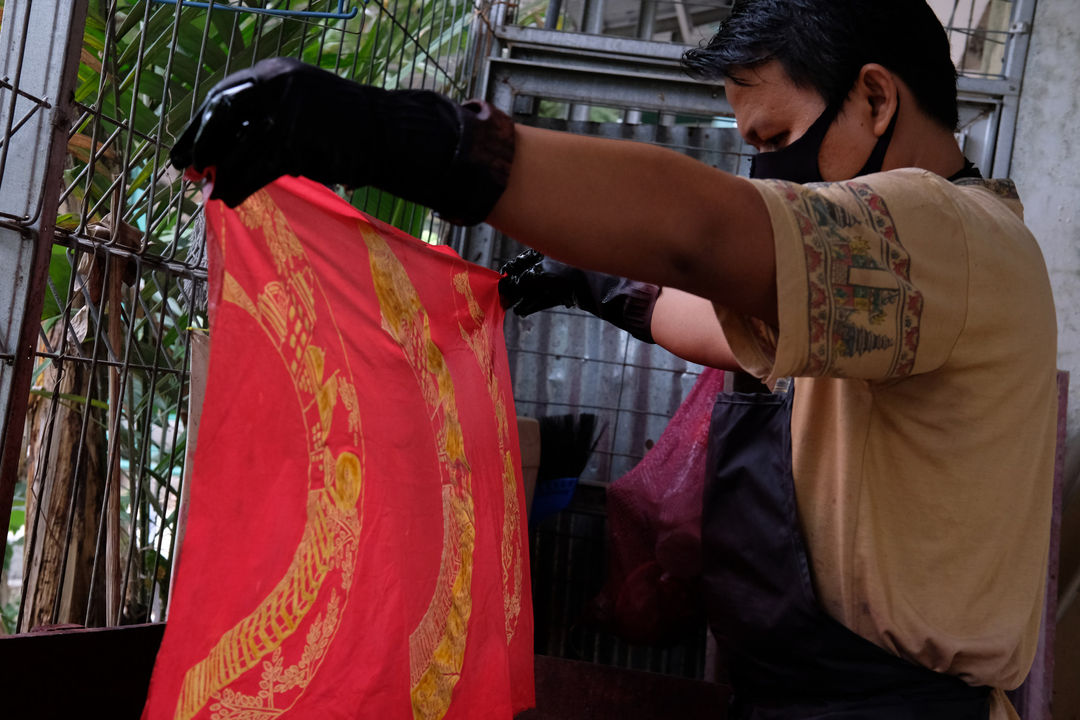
[597,368,726,644]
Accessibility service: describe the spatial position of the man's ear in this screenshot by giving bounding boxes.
[855,63,898,138]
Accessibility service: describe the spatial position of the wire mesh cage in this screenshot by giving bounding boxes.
[530,484,709,679]
[488,93,742,682]
[519,0,1025,82]
[0,0,501,634]
[939,0,1021,79]
[502,105,747,486]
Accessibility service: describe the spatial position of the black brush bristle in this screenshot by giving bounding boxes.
[538,413,600,481]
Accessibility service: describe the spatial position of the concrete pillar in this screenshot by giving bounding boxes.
[1010,0,1080,715]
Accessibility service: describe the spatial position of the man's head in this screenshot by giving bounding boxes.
[683,0,958,131]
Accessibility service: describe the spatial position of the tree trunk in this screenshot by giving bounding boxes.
[20,334,107,630]
[20,251,111,630]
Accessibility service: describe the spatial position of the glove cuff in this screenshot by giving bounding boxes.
[615,281,660,343]
[578,269,659,343]
[596,278,659,344]
[370,93,515,227]
[438,100,516,226]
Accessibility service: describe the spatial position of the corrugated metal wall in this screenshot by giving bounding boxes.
[484,116,750,679]
[503,118,745,486]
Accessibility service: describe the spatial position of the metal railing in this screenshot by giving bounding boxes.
[0,0,497,634]
[527,0,1029,84]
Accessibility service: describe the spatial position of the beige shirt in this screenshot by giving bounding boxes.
[717,169,1057,719]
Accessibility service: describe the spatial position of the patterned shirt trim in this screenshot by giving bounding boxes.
[953,177,1020,201]
[763,179,924,379]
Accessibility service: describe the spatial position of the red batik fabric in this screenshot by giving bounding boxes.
[142,176,534,720]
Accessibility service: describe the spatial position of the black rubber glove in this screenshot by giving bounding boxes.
[499,249,659,343]
[170,57,514,225]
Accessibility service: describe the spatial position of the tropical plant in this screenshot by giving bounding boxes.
[4,0,477,630]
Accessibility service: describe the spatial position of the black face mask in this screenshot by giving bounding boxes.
[749,96,899,183]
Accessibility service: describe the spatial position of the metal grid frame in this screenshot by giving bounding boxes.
[530,484,709,679]
[495,102,744,485]
[530,0,1032,85]
[466,1,1040,468]
[0,0,499,634]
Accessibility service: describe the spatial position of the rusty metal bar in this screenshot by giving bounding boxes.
[0,0,92,583]
[150,0,359,21]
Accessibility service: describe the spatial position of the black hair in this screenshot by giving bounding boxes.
[682,0,959,130]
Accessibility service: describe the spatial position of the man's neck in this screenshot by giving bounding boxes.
[887,113,969,179]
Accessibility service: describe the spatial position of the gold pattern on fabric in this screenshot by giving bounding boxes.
[222,272,258,321]
[453,272,523,644]
[359,222,476,720]
[210,591,342,719]
[175,190,365,720]
[237,191,304,272]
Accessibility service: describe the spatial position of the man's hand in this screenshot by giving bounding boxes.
[498,249,581,316]
[499,248,659,343]
[171,57,377,207]
[170,57,514,223]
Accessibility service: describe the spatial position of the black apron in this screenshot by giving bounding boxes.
[701,388,992,719]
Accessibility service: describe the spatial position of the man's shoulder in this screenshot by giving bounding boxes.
[753,168,983,219]
[952,175,1020,199]
[870,168,1026,217]
[847,168,1020,199]
[847,169,1032,245]
[950,175,1026,222]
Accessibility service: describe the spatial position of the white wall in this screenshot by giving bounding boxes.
[1009,0,1080,715]
[1011,0,1080,502]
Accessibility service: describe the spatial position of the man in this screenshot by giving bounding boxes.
[171,1,1057,717]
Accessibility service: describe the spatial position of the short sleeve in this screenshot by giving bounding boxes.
[717,169,970,385]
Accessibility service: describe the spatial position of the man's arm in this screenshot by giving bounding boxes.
[499,250,742,370]
[651,288,741,370]
[489,125,778,327]
[170,61,777,327]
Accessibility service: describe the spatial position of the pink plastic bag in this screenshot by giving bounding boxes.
[595,368,727,643]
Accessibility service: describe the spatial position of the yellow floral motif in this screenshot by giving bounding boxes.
[360,222,476,720]
[222,273,258,321]
[255,282,291,343]
[175,190,364,720]
[208,591,343,719]
[176,488,360,720]
[453,272,524,645]
[237,191,304,273]
[337,381,362,436]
